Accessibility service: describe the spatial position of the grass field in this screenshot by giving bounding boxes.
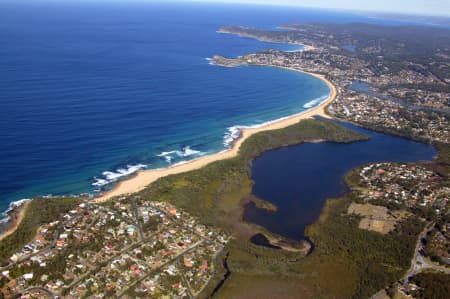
[216,195,424,299]
[348,203,404,234]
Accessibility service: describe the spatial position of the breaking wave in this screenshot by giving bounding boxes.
[223,94,329,148]
[303,94,329,109]
[157,146,205,164]
[222,116,293,148]
[0,198,31,224]
[223,126,243,148]
[92,164,147,187]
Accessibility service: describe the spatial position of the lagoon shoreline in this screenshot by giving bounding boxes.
[94,68,337,203]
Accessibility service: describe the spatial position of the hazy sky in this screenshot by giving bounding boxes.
[6,0,450,17]
[184,0,450,16]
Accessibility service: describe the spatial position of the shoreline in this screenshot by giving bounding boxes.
[95,67,337,203]
[0,201,29,241]
[217,28,317,52]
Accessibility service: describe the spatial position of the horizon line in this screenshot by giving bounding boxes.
[3,0,450,18]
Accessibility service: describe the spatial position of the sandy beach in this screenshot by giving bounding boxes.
[0,201,29,241]
[95,69,337,203]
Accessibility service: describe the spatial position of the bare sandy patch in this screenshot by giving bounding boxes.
[348,203,406,234]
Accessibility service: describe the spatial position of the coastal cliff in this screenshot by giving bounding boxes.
[219,26,302,45]
[212,55,246,67]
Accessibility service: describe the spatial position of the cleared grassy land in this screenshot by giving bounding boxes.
[217,196,424,299]
[348,203,405,234]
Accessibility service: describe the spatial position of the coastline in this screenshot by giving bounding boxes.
[217,28,316,52]
[95,68,337,203]
[0,201,29,241]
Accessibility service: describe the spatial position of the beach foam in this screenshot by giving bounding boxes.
[223,126,243,148]
[157,150,179,163]
[285,46,305,52]
[92,164,147,187]
[223,120,289,148]
[183,146,202,157]
[303,94,329,109]
[0,198,31,224]
[157,146,205,164]
[222,93,330,148]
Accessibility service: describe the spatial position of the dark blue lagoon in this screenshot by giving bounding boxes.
[244,122,436,240]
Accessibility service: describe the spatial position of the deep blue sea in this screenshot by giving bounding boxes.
[0,1,433,219]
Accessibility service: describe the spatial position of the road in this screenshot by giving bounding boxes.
[371,222,450,299]
[117,240,204,298]
[194,243,226,298]
[132,197,145,242]
[63,240,144,294]
[0,222,63,271]
[177,257,195,299]
[5,203,219,298]
[402,222,450,281]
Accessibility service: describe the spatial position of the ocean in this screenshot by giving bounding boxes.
[0,1,425,218]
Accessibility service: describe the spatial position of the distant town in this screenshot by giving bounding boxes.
[213,22,449,298]
[215,23,449,144]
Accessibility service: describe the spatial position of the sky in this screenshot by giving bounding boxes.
[4,0,450,17]
[184,0,450,17]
